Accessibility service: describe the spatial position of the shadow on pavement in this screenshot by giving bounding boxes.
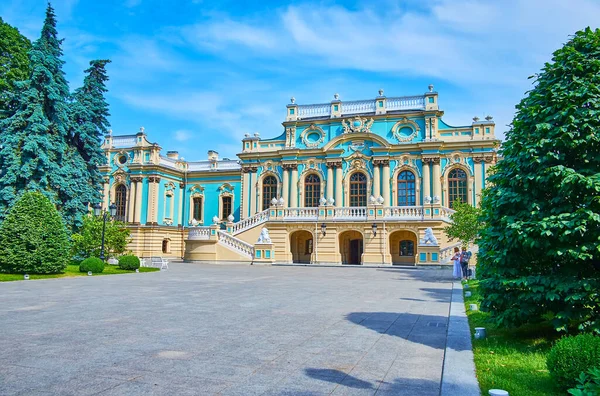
[304,367,440,394]
[345,311,468,351]
[399,287,451,303]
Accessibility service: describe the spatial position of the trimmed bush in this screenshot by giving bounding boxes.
[547,334,600,389]
[0,192,70,274]
[79,257,105,273]
[118,255,140,270]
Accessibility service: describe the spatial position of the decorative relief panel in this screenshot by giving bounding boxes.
[342,116,374,134]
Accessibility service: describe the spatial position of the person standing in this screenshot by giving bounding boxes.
[452,247,462,279]
[460,246,472,280]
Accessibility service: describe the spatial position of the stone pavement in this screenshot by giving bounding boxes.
[0,263,464,395]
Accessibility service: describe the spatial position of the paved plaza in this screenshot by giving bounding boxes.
[0,264,457,395]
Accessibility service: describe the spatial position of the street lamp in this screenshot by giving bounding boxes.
[321,223,327,236]
[94,203,117,261]
[372,223,377,237]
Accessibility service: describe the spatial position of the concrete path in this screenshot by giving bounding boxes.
[0,263,466,395]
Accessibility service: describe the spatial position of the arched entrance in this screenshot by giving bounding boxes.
[290,230,313,264]
[389,230,418,265]
[339,230,363,265]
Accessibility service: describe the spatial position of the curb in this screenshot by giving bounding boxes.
[440,281,481,395]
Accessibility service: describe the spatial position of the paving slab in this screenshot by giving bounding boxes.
[0,263,458,395]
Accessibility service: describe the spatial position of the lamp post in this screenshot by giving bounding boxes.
[94,203,117,261]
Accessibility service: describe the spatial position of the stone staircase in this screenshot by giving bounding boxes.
[232,209,269,236]
[217,230,254,260]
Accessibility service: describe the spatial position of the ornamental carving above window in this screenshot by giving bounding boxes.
[342,116,374,134]
[391,117,420,142]
[300,124,325,148]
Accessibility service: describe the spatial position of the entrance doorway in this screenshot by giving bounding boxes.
[290,230,313,264]
[339,230,363,265]
[389,230,418,265]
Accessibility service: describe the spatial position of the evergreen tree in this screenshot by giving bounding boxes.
[0,17,32,119]
[0,4,72,220]
[478,28,600,334]
[68,60,111,220]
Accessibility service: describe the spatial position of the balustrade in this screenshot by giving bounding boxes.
[283,207,318,220]
[188,227,211,240]
[217,231,254,259]
[383,206,424,219]
[386,96,426,111]
[341,100,376,115]
[333,207,368,219]
[232,209,269,235]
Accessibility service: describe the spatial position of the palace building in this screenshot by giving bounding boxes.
[100,86,498,265]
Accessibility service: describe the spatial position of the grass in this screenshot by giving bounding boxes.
[0,264,159,282]
[464,280,563,396]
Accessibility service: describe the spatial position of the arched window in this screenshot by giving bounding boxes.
[397,170,416,206]
[115,184,127,221]
[349,172,367,207]
[262,175,278,210]
[192,197,202,221]
[221,196,232,220]
[304,174,321,207]
[448,168,468,208]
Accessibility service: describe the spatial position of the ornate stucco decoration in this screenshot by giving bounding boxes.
[300,124,325,148]
[342,116,374,134]
[473,154,497,164]
[349,140,366,153]
[112,170,129,185]
[285,127,296,148]
[113,150,131,167]
[218,183,235,192]
[391,117,420,142]
[442,152,473,176]
[392,155,421,177]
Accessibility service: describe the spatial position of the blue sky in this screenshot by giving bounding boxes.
[1,0,599,160]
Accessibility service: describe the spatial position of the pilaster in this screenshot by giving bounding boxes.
[102,177,110,209]
[333,163,343,207]
[290,164,298,208]
[381,160,391,206]
[373,162,381,199]
[131,177,143,224]
[282,164,291,207]
[422,159,431,202]
[326,164,334,202]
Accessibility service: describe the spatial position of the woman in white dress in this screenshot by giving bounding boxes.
[452,247,462,279]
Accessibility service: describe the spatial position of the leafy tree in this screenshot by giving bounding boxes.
[0,191,70,274]
[71,214,131,263]
[444,199,483,248]
[478,28,600,334]
[0,17,31,119]
[0,4,72,221]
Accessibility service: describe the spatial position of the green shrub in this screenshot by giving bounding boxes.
[71,215,131,264]
[0,192,70,274]
[79,257,105,273]
[568,367,600,396]
[118,255,140,270]
[547,334,600,389]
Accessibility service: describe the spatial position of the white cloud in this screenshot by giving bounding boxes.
[124,0,142,8]
[173,130,192,142]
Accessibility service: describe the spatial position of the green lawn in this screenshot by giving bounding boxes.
[0,264,159,282]
[464,280,563,396]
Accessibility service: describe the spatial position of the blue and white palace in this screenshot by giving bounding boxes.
[100,86,498,265]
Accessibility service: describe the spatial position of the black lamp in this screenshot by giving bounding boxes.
[372,223,377,237]
[96,202,118,261]
[109,203,117,217]
[93,203,102,217]
[321,223,327,236]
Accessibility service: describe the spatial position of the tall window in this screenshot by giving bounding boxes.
[448,168,468,208]
[115,184,127,221]
[262,176,278,210]
[221,196,232,220]
[397,170,416,206]
[349,172,367,207]
[304,174,321,207]
[192,197,202,221]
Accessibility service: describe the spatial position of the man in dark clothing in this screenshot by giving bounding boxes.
[460,247,472,279]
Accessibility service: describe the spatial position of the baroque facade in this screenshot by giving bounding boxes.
[100,86,498,265]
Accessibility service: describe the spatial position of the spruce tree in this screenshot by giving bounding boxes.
[68,59,111,220]
[478,28,600,334]
[0,4,71,220]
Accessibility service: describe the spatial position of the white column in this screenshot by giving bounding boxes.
[335,165,343,207]
[134,178,143,224]
[382,161,391,206]
[422,159,431,201]
[127,182,135,223]
[282,166,290,207]
[373,163,381,199]
[290,165,298,208]
[326,165,334,201]
[242,170,250,218]
[103,178,110,209]
[432,159,441,200]
[177,182,184,226]
[250,171,257,215]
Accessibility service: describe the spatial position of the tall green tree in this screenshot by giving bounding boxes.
[478,28,600,334]
[0,17,31,119]
[68,60,111,214]
[71,214,131,263]
[0,4,72,220]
